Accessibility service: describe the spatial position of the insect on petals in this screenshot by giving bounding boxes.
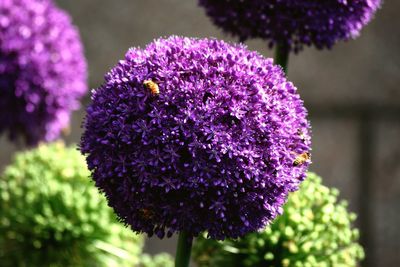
[293,152,311,167]
[143,80,160,95]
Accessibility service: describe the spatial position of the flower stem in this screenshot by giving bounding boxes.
[175,231,193,267]
[274,42,289,74]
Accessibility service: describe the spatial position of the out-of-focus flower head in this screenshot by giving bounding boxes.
[0,142,142,267]
[0,0,87,145]
[199,0,381,52]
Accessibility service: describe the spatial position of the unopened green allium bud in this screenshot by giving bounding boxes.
[193,172,364,267]
[0,142,143,267]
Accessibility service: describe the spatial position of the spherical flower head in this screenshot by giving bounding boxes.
[199,0,381,52]
[80,36,311,240]
[0,142,143,267]
[0,0,87,145]
[193,172,364,267]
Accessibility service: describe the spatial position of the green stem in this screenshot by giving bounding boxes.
[274,42,290,74]
[175,231,193,267]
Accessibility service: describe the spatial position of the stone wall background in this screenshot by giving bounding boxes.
[0,1,398,266]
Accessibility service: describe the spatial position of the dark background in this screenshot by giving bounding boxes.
[1,1,398,266]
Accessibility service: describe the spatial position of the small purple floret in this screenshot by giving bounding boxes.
[0,0,87,145]
[199,0,381,52]
[80,36,311,239]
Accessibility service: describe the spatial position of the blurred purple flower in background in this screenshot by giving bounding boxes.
[199,0,381,52]
[0,0,87,145]
[80,36,311,240]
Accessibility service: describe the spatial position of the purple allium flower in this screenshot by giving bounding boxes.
[80,36,311,240]
[0,0,87,145]
[199,0,381,52]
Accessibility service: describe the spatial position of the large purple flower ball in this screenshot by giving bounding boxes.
[199,0,381,52]
[80,36,311,240]
[0,0,87,145]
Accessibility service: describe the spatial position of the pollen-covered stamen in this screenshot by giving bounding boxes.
[143,80,160,95]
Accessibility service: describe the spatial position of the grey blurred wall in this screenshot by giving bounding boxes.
[1,1,399,266]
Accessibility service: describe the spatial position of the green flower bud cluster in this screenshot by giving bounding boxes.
[0,142,146,267]
[193,172,364,267]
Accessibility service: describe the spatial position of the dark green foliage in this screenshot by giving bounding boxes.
[193,172,364,267]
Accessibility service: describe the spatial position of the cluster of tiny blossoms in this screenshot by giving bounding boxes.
[0,0,87,145]
[81,36,311,240]
[0,142,143,267]
[199,0,381,52]
[193,173,364,267]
